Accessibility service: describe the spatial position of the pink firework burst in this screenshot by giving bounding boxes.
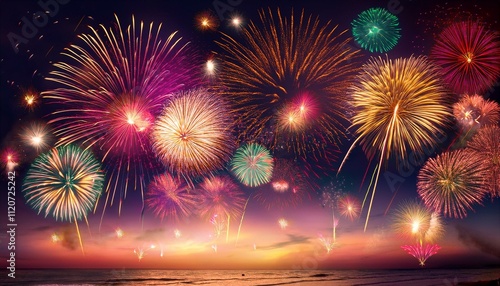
[254,158,309,210]
[196,176,246,221]
[401,243,441,267]
[146,173,197,222]
[43,16,197,213]
[430,21,500,94]
[453,94,500,130]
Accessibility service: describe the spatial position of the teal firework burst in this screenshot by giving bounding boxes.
[230,143,274,187]
[351,8,401,53]
[23,145,105,222]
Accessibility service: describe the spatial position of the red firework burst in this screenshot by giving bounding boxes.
[430,21,500,94]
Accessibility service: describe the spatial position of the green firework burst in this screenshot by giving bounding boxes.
[351,8,401,53]
[23,145,105,222]
[230,143,274,187]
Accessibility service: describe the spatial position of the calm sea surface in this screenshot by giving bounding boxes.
[2,268,499,285]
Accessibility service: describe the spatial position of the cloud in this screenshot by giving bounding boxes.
[59,225,77,251]
[455,224,500,259]
[259,234,310,250]
[134,227,166,241]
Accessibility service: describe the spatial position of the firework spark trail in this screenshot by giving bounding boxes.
[216,8,360,163]
[197,176,245,243]
[319,234,336,254]
[43,15,196,218]
[339,55,451,231]
[235,195,252,246]
[22,145,105,253]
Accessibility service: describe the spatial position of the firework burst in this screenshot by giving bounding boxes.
[43,15,196,214]
[417,150,489,218]
[146,173,197,221]
[351,7,401,53]
[401,243,441,267]
[216,8,360,161]
[195,11,219,31]
[467,125,500,198]
[254,158,308,210]
[230,143,274,187]
[197,176,245,243]
[22,145,105,252]
[21,88,39,110]
[453,94,500,130]
[21,122,52,152]
[393,201,444,244]
[338,194,361,221]
[196,176,245,221]
[430,21,500,94]
[340,55,451,231]
[152,88,234,178]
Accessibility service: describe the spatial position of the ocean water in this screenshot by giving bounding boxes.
[2,268,499,285]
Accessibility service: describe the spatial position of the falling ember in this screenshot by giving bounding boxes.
[115,228,124,238]
[272,180,290,193]
[174,229,181,239]
[401,244,441,267]
[51,233,60,243]
[278,218,288,230]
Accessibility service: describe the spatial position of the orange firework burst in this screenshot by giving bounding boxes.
[340,55,451,231]
[216,8,360,161]
[338,194,361,221]
[453,94,500,130]
[417,149,489,218]
[152,88,235,178]
[195,11,219,31]
[21,88,39,110]
[467,125,500,198]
